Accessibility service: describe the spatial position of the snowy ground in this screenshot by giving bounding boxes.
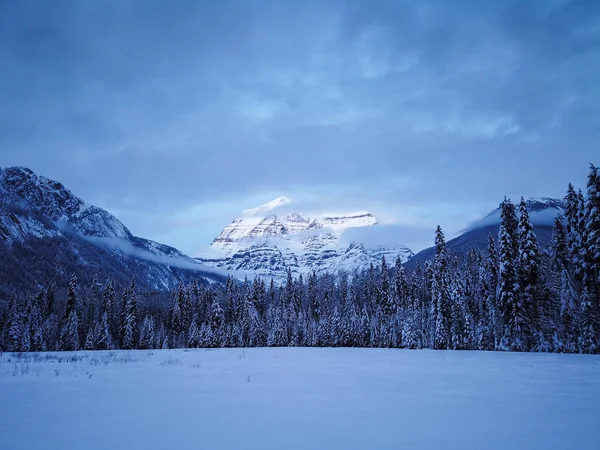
[0,348,599,450]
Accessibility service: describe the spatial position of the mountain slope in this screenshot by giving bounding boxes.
[406,198,565,267]
[197,197,413,279]
[0,166,225,296]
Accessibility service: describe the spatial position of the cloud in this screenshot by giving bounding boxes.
[83,235,227,276]
[0,0,598,255]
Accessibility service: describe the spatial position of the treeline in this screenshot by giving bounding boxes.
[1,165,599,353]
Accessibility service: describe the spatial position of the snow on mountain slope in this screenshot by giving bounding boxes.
[197,197,413,280]
[0,166,225,290]
[0,166,131,241]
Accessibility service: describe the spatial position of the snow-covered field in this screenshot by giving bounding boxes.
[1,348,599,450]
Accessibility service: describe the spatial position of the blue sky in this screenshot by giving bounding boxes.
[1,0,599,254]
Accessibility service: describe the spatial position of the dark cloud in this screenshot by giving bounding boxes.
[1,0,598,253]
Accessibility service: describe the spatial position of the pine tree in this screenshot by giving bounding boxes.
[209,295,224,346]
[431,226,450,349]
[187,320,200,348]
[565,183,583,268]
[308,271,320,323]
[481,233,499,349]
[394,256,409,313]
[379,256,395,318]
[517,197,540,349]
[198,323,214,348]
[101,280,116,338]
[498,198,520,350]
[60,276,80,351]
[120,279,138,349]
[552,215,569,270]
[61,310,80,351]
[559,270,577,352]
[578,287,598,353]
[139,316,155,349]
[583,164,600,300]
[30,294,45,351]
[96,311,114,350]
[84,325,97,350]
[170,286,184,336]
[64,275,78,321]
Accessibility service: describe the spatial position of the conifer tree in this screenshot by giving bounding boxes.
[187,320,200,348]
[498,198,519,350]
[60,276,80,351]
[170,286,184,336]
[431,226,450,349]
[517,197,540,349]
[209,295,224,346]
[583,164,600,300]
[120,279,138,349]
[379,256,395,318]
[96,310,114,350]
[394,257,409,312]
[578,287,598,353]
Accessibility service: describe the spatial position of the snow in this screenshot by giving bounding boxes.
[242,196,291,216]
[200,197,411,280]
[1,348,598,450]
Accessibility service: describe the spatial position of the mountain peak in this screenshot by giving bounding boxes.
[200,199,411,279]
[242,196,291,217]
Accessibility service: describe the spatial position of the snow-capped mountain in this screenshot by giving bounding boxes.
[0,166,225,294]
[197,197,413,280]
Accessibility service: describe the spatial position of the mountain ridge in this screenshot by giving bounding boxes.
[0,166,226,295]
[197,197,413,280]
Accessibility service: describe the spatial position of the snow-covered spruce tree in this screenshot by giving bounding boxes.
[5,296,22,351]
[477,233,498,350]
[431,225,450,349]
[552,215,569,271]
[249,302,266,347]
[378,256,395,318]
[30,293,45,351]
[583,164,600,302]
[61,310,80,351]
[223,276,237,325]
[102,280,116,339]
[170,283,185,345]
[251,277,267,320]
[576,189,587,278]
[120,279,138,350]
[449,275,473,350]
[497,198,520,351]
[209,294,224,347]
[186,319,200,348]
[197,323,212,348]
[266,305,287,347]
[565,183,583,276]
[60,275,80,351]
[84,324,97,350]
[96,310,114,350]
[578,287,598,353]
[308,271,320,324]
[558,270,577,352]
[394,255,410,313]
[517,198,540,350]
[138,315,155,349]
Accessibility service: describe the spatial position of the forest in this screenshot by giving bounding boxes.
[1,165,598,354]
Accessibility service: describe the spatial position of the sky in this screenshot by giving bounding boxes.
[1,0,599,255]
